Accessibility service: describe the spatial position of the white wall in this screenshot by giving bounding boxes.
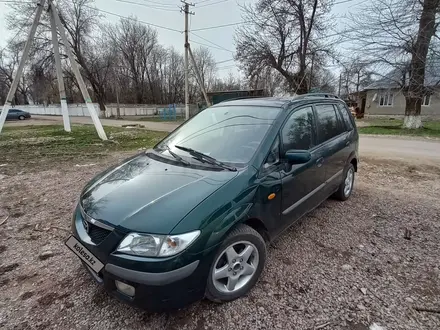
[15,103,189,118]
[15,103,101,117]
[104,104,186,117]
[365,88,440,116]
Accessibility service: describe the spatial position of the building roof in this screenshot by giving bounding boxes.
[364,61,440,90]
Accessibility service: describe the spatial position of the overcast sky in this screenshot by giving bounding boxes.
[0,0,366,78]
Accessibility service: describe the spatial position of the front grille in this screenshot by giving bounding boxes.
[88,223,111,244]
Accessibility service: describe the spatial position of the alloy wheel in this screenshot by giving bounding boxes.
[212,241,259,294]
[344,167,354,197]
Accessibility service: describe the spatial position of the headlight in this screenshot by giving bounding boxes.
[116,230,200,257]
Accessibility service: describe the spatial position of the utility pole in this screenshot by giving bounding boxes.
[0,0,107,139]
[181,1,194,120]
[0,0,47,133]
[51,2,107,140]
[49,4,71,132]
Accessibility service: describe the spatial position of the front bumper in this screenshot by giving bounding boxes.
[82,259,208,311]
[71,206,215,311]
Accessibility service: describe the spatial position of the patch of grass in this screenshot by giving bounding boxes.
[358,119,440,137]
[0,125,168,168]
[136,116,184,123]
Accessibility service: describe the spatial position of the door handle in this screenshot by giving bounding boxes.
[345,140,350,146]
[316,157,324,167]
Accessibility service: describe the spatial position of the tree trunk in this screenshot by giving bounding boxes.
[116,85,121,119]
[94,89,106,113]
[403,96,422,129]
[404,0,438,129]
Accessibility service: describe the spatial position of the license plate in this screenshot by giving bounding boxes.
[65,236,104,273]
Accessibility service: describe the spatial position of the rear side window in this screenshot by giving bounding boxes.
[337,103,354,130]
[315,104,345,144]
[281,106,315,151]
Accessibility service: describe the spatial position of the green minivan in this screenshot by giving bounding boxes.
[66,94,359,311]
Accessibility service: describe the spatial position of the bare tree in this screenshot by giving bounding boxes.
[338,58,373,100]
[0,43,31,105]
[108,18,158,104]
[6,0,111,111]
[164,47,185,103]
[313,67,337,94]
[190,47,217,92]
[235,0,334,94]
[348,0,440,128]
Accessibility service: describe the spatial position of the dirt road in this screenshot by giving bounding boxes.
[360,135,440,165]
[5,116,440,164]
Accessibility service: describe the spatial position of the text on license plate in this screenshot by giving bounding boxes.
[65,236,104,273]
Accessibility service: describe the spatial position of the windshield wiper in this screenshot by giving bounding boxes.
[174,145,237,171]
[165,145,190,165]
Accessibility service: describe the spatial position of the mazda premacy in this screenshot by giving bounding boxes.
[66,94,359,311]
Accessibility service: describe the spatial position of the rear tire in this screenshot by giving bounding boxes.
[333,163,355,201]
[18,115,25,120]
[206,224,266,303]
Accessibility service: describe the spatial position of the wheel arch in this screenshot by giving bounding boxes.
[240,217,270,243]
[347,152,358,172]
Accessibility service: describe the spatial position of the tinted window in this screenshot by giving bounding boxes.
[315,104,345,144]
[281,107,315,151]
[337,104,353,130]
[155,106,281,165]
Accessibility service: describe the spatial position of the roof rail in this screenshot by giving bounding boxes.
[295,93,340,100]
[218,95,266,103]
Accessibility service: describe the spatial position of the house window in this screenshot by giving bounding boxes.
[422,94,431,106]
[379,93,394,106]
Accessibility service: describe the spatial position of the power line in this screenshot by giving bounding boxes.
[139,0,179,6]
[195,0,217,4]
[191,21,247,31]
[198,0,228,8]
[215,58,234,64]
[333,0,356,5]
[114,0,180,11]
[0,0,34,3]
[348,0,370,8]
[85,5,182,33]
[190,31,234,52]
[190,39,229,51]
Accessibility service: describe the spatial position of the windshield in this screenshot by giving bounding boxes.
[155,105,281,166]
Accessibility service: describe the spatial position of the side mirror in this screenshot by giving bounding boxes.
[285,150,311,164]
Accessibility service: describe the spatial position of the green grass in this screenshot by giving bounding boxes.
[135,116,184,123]
[0,125,168,168]
[357,119,440,137]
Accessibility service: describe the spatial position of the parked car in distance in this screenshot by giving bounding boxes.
[66,93,359,311]
[0,109,31,120]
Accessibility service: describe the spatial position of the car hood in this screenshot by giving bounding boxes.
[80,153,238,234]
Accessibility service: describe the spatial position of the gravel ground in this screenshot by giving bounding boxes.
[0,154,439,330]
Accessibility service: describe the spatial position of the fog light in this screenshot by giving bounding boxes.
[115,280,135,297]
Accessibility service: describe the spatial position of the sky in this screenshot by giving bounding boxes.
[0,0,367,79]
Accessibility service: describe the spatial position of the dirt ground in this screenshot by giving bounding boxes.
[0,154,439,330]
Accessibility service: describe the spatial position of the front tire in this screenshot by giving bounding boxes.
[206,224,266,303]
[18,115,25,120]
[333,163,355,201]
